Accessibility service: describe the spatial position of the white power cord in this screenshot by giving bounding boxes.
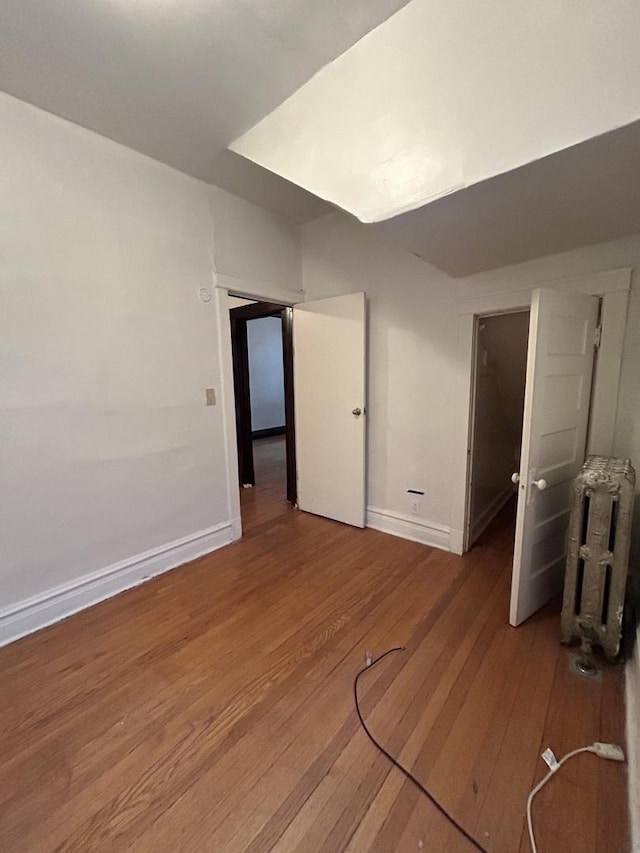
[527,742,625,853]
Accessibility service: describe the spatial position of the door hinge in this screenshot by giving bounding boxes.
[594,324,602,349]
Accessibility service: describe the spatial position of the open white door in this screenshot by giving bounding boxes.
[293,292,366,527]
[510,288,599,626]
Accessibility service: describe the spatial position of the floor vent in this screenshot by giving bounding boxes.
[561,455,635,661]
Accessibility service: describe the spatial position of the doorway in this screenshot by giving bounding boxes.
[221,287,368,536]
[451,281,629,626]
[466,310,530,553]
[228,296,296,531]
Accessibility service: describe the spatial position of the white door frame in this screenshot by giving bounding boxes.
[213,272,304,542]
[450,268,631,556]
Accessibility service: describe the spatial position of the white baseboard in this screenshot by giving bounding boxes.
[449,528,465,556]
[366,506,450,552]
[469,489,513,545]
[231,515,242,541]
[627,626,640,851]
[0,521,234,649]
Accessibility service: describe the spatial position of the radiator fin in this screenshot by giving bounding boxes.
[561,455,635,660]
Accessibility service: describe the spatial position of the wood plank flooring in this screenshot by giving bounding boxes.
[0,444,628,852]
[240,435,292,532]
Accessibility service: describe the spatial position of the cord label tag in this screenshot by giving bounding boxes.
[541,747,558,770]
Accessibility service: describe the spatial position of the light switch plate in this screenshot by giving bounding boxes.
[205,388,216,406]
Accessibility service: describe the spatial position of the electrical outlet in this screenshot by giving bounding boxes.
[205,388,216,406]
[407,489,424,515]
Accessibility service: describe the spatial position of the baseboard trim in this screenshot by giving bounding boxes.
[0,521,234,649]
[366,507,450,552]
[627,626,640,851]
[231,515,243,541]
[470,490,513,546]
[449,528,465,556]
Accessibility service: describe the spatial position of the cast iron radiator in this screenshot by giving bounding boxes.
[561,455,635,661]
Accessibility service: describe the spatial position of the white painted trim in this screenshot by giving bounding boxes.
[0,522,233,648]
[214,273,305,545]
[457,267,632,315]
[231,515,242,541]
[366,506,450,552]
[457,288,533,318]
[554,266,632,296]
[213,270,304,542]
[219,276,370,541]
[214,284,242,542]
[449,528,464,556]
[587,289,630,456]
[451,268,633,555]
[627,626,640,852]
[469,490,513,546]
[451,311,477,552]
[214,272,303,306]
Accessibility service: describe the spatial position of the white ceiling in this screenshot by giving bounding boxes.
[378,121,640,277]
[207,150,332,224]
[232,0,640,223]
[3,0,639,261]
[0,0,408,220]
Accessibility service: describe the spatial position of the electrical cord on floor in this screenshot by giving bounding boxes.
[526,741,625,853]
[353,647,490,853]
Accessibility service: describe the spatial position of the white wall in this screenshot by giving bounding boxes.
[302,214,459,538]
[0,94,303,643]
[209,185,302,302]
[302,213,640,552]
[247,317,286,431]
[0,94,228,622]
[233,0,640,223]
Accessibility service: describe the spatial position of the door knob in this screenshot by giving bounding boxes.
[352,407,362,417]
[511,472,520,484]
[533,478,548,491]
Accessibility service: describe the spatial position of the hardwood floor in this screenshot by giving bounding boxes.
[0,460,627,852]
[472,496,517,555]
[240,435,291,532]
